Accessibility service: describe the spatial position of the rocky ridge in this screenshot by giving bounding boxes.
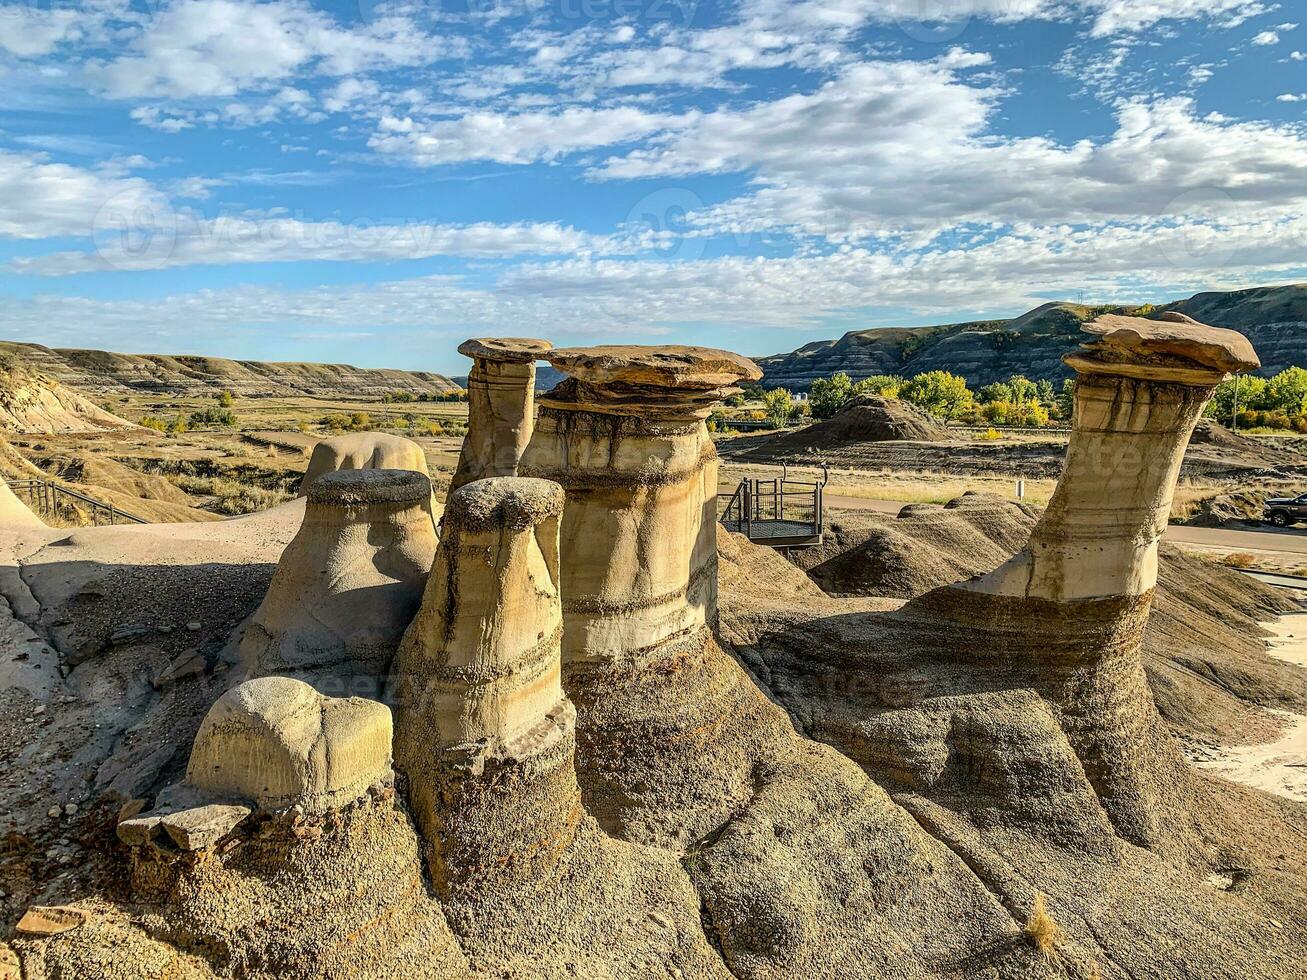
[756,284,1307,390]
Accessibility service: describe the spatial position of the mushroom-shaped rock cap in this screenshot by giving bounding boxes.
[299,431,430,495]
[546,345,763,390]
[186,676,392,813]
[446,476,564,532]
[307,467,432,507]
[458,337,554,363]
[1075,311,1260,379]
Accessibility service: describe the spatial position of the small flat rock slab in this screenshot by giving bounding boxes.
[458,337,553,363]
[151,649,207,688]
[160,804,252,851]
[16,905,88,936]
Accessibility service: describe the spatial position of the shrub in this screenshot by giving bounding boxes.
[1219,552,1257,569]
[979,427,1002,441]
[1024,893,1062,958]
[139,416,167,432]
[899,370,974,421]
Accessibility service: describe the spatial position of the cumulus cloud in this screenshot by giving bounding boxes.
[591,60,1307,240]
[0,5,83,57]
[87,0,446,99]
[1252,30,1281,45]
[0,149,164,240]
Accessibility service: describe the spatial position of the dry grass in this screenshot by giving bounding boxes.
[1024,892,1063,958]
[1219,552,1258,569]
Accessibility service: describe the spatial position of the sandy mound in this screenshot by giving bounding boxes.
[726,394,947,461]
[0,355,136,434]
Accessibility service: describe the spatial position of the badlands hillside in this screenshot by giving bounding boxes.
[0,342,459,400]
[756,283,1307,390]
[0,355,137,434]
[1,321,1306,980]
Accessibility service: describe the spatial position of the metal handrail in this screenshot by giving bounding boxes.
[9,478,148,525]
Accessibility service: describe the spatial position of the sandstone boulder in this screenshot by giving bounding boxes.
[186,676,392,814]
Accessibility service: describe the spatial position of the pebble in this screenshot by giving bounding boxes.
[64,804,77,815]
[186,622,202,632]
[33,706,45,715]
[47,806,61,819]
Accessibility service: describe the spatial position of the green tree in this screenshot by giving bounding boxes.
[215,389,235,408]
[809,372,854,419]
[851,374,903,398]
[1206,375,1269,422]
[899,371,974,421]
[1004,374,1039,405]
[762,388,795,429]
[1035,379,1056,405]
[1056,379,1076,421]
[977,381,1013,405]
[1266,367,1307,414]
[167,412,189,435]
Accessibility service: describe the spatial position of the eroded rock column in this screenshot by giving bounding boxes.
[518,346,791,845]
[239,468,438,695]
[520,346,759,664]
[389,476,580,901]
[450,337,552,492]
[960,311,1258,603]
[299,431,431,495]
[907,311,1260,852]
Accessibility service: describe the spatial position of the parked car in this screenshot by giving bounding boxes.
[1263,492,1307,527]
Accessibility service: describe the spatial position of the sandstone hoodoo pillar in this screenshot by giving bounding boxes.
[238,469,438,694]
[520,345,761,664]
[959,311,1259,604]
[450,337,553,493]
[910,311,1260,851]
[518,346,792,845]
[389,476,580,901]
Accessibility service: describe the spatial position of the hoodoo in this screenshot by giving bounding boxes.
[390,476,579,901]
[299,431,432,495]
[518,345,802,844]
[449,337,552,492]
[238,468,438,694]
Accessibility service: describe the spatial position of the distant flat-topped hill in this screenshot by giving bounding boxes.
[756,283,1307,390]
[0,342,460,400]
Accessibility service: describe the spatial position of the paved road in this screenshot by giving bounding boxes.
[821,494,1307,556]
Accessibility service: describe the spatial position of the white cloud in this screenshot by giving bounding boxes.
[88,0,447,100]
[590,60,1307,241]
[1278,93,1306,102]
[0,6,82,57]
[0,149,164,240]
[3,212,1304,347]
[369,106,678,165]
[1252,30,1281,45]
[12,215,619,274]
[1291,51,1307,60]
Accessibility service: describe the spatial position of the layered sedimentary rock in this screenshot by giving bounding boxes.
[239,469,437,694]
[390,477,580,900]
[450,338,551,492]
[519,346,799,844]
[962,311,1259,604]
[186,677,393,813]
[299,432,431,495]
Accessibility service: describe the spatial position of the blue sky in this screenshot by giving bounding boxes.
[1,0,1305,374]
